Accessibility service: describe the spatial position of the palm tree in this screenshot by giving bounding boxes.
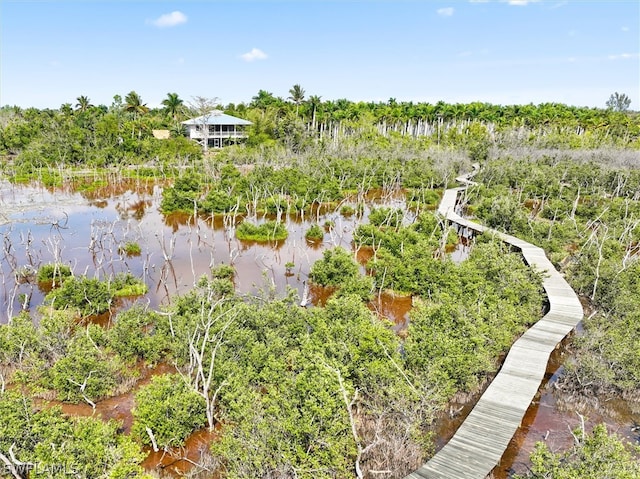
[251,90,278,109]
[59,103,73,116]
[75,95,92,112]
[288,84,305,116]
[124,91,149,119]
[307,95,322,129]
[162,92,184,120]
[123,91,149,139]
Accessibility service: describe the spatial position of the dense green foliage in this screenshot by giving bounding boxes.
[46,332,120,402]
[161,289,430,478]
[2,93,638,196]
[36,263,72,283]
[309,247,361,286]
[467,156,640,400]
[354,208,544,394]
[132,374,207,449]
[305,223,324,240]
[236,220,288,241]
[368,207,404,228]
[404,239,543,394]
[514,423,640,479]
[0,304,162,404]
[2,91,639,477]
[44,276,112,316]
[0,98,202,168]
[0,391,148,478]
[158,148,454,216]
[106,306,164,363]
[44,273,147,316]
[309,247,374,300]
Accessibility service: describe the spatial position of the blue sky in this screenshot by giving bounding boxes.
[1,0,638,109]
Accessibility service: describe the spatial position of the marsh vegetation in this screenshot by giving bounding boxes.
[0,93,639,478]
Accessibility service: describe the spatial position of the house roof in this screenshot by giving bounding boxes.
[182,111,252,126]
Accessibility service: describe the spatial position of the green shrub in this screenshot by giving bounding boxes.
[340,204,356,216]
[236,221,288,241]
[369,207,403,227]
[37,263,72,283]
[211,264,235,279]
[45,277,112,316]
[0,392,146,478]
[119,241,141,256]
[107,306,163,363]
[196,277,235,298]
[110,273,148,297]
[44,274,146,316]
[47,334,118,402]
[160,171,203,213]
[309,247,372,299]
[407,188,441,206]
[200,188,238,214]
[132,374,207,449]
[305,224,324,241]
[514,424,640,479]
[310,248,359,286]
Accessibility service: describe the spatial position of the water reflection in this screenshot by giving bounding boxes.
[0,181,422,325]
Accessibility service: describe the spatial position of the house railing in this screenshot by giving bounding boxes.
[189,130,248,139]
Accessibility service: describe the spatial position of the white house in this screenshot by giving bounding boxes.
[182,111,252,149]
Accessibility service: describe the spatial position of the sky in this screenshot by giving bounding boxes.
[1,0,639,109]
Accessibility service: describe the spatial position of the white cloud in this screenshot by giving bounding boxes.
[437,7,455,16]
[469,0,490,3]
[608,53,639,60]
[149,11,187,28]
[505,0,539,5]
[240,48,268,62]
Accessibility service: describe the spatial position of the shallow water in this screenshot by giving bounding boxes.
[430,323,639,479]
[4,178,636,477]
[0,180,415,326]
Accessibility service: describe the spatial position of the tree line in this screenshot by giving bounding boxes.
[2,88,639,171]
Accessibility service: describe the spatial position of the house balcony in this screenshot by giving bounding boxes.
[189,130,248,139]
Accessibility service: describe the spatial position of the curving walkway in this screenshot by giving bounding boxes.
[405,168,583,479]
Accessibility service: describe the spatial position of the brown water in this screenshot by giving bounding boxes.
[492,335,640,478]
[141,427,219,477]
[4,178,636,477]
[430,328,640,479]
[0,178,417,476]
[0,179,415,325]
[34,362,177,432]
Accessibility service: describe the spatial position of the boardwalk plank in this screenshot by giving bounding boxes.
[405,171,583,479]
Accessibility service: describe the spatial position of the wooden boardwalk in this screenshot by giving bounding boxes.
[405,170,583,479]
